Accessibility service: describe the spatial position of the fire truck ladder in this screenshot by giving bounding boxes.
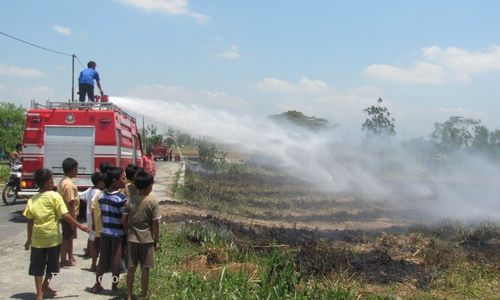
[30,100,136,122]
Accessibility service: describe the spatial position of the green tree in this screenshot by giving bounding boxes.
[196,139,222,168]
[175,131,196,147]
[490,129,500,159]
[0,102,26,158]
[431,116,481,152]
[471,125,490,153]
[269,110,331,131]
[146,124,164,146]
[361,98,396,138]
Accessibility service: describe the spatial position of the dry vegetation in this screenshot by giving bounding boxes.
[152,162,500,299]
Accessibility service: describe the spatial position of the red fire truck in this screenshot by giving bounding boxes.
[19,100,144,197]
[152,145,170,161]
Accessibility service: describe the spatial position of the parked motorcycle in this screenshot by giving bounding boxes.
[2,163,22,205]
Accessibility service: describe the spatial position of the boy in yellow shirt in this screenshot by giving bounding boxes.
[24,168,89,300]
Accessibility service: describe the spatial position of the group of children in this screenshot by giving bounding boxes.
[23,158,161,300]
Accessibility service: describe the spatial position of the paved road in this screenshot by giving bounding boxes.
[0,194,28,240]
[0,161,182,300]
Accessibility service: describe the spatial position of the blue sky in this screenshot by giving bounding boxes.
[1,0,500,139]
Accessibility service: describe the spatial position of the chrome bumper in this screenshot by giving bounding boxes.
[18,189,39,198]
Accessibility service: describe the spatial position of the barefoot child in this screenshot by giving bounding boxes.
[92,166,128,294]
[58,157,80,266]
[123,170,161,300]
[80,172,105,271]
[24,168,89,300]
[89,162,113,272]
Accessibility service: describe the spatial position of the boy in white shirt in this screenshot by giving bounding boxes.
[79,172,105,271]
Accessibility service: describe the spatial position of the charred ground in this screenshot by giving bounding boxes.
[154,162,499,299]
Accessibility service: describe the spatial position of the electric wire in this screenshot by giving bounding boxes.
[74,55,85,69]
[0,30,73,56]
[0,30,85,68]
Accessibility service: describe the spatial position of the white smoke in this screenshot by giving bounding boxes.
[112,96,500,221]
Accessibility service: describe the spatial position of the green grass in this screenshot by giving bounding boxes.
[127,220,500,300]
[127,223,361,300]
[171,169,182,196]
[146,163,500,299]
[0,165,9,183]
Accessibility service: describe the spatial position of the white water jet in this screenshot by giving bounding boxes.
[112,96,500,221]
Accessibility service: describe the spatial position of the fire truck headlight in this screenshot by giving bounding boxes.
[21,181,27,188]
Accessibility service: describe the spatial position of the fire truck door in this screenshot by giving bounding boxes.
[44,126,95,175]
[132,134,137,162]
[116,128,122,167]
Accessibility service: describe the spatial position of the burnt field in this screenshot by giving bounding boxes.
[179,163,445,231]
[157,163,500,299]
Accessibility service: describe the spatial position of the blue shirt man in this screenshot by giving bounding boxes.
[78,61,104,102]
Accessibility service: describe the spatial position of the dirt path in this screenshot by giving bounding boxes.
[0,161,182,300]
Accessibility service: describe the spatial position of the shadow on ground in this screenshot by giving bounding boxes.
[9,209,27,223]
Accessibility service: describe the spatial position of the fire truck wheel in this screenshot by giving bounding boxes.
[2,184,17,205]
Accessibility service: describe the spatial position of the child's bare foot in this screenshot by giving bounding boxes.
[42,286,57,297]
[91,283,103,294]
[60,260,76,267]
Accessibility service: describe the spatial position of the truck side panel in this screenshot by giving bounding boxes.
[20,102,144,195]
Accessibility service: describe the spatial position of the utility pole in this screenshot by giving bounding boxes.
[142,115,146,152]
[71,54,75,102]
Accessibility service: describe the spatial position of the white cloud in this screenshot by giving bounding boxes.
[14,86,55,102]
[126,84,250,110]
[256,77,330,94]
[257,78,297,93]
[298,77,330,93]
[53,25,72,36]
[423,45,500,74]
[363,45,500,84]
[253,75,479,138]
[116,0,209,24]
[362,62,453,84]
[219,45,240,60]
[0,64,44,78]
[255,77,382,134]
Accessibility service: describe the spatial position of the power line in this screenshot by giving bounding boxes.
[0,30,85,68]
[1,30,90,101]
[74,55,85,69]
[0,30,73,57]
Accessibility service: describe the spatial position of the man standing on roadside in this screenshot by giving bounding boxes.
[78,61,104,102]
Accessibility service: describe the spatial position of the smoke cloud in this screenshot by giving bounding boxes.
[113,96,500,221]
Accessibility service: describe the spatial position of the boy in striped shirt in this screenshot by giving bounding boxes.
[91,166,127,294]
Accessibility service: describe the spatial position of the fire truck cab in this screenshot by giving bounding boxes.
[19,100,143,197]
[152,145,170,161]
